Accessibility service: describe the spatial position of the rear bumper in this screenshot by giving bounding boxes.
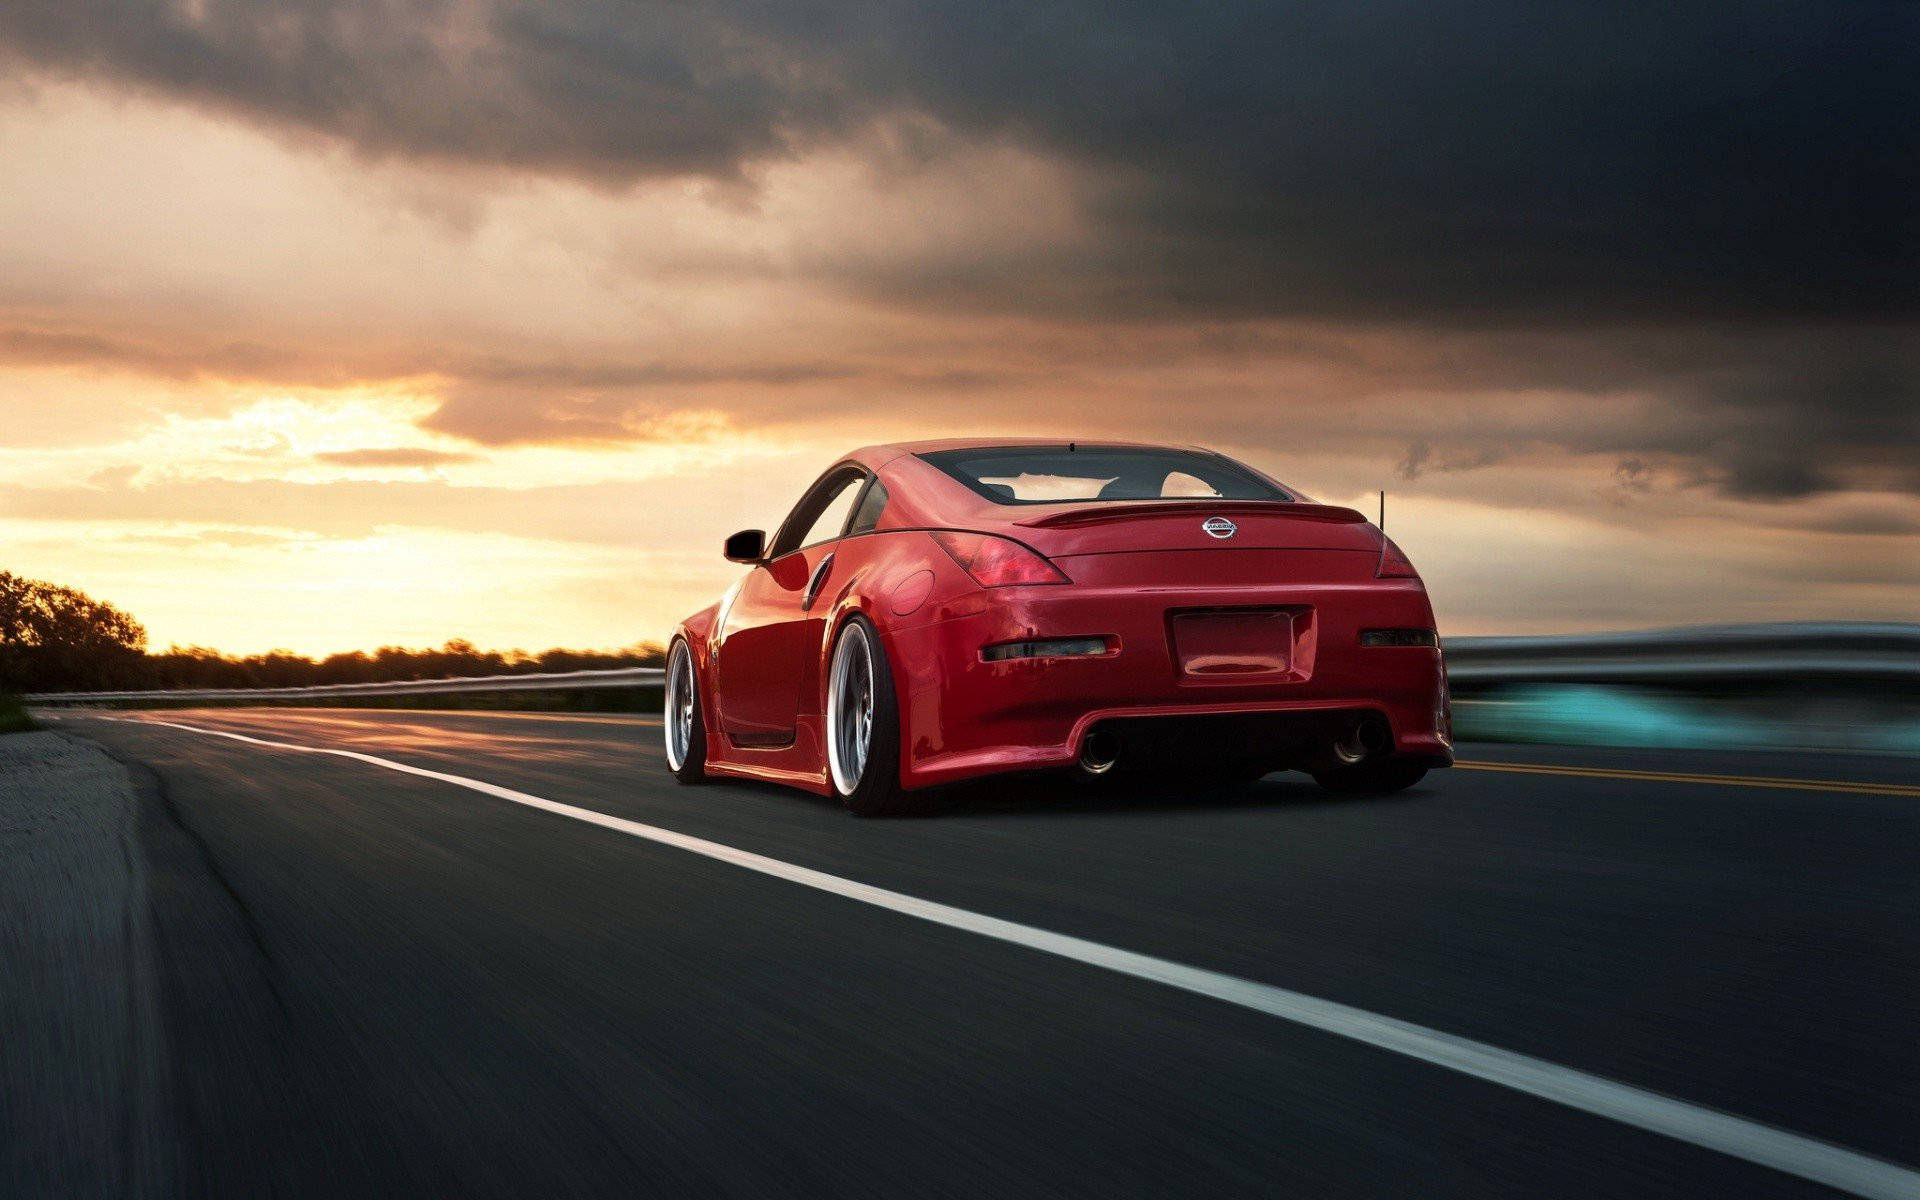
[883,579,1452,789]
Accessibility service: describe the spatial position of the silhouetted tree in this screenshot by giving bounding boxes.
[4,570,664,693]
[0,571,149,692]
[133,640,664,692]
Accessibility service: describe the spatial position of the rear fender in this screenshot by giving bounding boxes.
[816,558,926,790]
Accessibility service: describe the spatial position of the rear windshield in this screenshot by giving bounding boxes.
[920,446,1291,505]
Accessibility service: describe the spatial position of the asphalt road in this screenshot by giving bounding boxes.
[36,707,1920,1199]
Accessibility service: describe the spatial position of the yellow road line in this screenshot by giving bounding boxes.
[1455,760,1920,798]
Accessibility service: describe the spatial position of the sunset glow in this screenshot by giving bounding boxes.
[1,24,1912,655]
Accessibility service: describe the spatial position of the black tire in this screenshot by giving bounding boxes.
[664,639,709,785]
[826,616,922,817]
[1311,758,1428,796]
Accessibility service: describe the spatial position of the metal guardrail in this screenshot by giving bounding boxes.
[21,622,1919,705]
[1445,622,1920,684]
[24,667,663,705]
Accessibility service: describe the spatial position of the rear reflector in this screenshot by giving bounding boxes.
[982,636,1113,662]
[1360,628,1437,647]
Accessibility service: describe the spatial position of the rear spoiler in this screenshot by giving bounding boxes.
[1014,501,1369,529]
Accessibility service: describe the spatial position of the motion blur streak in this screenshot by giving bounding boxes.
[88,714,1920,1200]
[1456,761,1920,798]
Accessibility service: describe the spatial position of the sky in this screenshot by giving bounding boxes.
[0,1,1914,656]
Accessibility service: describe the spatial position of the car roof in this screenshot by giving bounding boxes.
[847,438,1286,529]
[849,437,1206,469]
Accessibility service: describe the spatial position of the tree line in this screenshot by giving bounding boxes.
[1,571,662,695]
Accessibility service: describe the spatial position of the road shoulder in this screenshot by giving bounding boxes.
[0,731,171,1199]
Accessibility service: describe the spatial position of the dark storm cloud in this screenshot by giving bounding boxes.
[1704,346,1919,500]
[0,0,822,180]
[1580,333,1918,500]
[3,1,1912,320]
[1382,327,1920,499]
[3,1,1913,505]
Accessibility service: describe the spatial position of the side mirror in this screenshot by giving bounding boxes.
[724,529,767,563]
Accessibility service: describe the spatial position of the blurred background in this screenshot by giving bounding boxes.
[1,3,1914,750]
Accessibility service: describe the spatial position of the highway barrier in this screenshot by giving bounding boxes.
[27,621,1917,704]
[1445,622,1920,684]
[1446,623,1919,754]
[23,623,1919,753]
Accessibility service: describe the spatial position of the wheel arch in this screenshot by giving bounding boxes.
[814,595,914,785]
[814,595,877,715]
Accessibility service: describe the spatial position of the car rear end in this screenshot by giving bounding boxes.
[878,446,1452,789]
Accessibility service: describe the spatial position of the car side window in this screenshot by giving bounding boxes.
[846,479,889,536]
[770,468,866,558]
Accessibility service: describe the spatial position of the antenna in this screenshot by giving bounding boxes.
[1378,490,1386,530]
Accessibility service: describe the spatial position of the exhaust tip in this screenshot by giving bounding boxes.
[1079,729,1122,776]
[1332,716,1391,765]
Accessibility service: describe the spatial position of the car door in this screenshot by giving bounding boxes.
[714,466,868,744]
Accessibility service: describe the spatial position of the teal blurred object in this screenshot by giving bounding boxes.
[1454,684,1920,755]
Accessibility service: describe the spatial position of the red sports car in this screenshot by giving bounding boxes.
[665,440,1452,815]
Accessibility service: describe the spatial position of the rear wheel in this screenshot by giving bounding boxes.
[1312,758,1427,795]
[664,639,708,785]
[826,616,919,817]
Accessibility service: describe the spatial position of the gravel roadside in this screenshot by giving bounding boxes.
[0,730,170,1198]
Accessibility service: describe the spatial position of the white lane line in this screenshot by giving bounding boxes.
[97,713,1920,1200]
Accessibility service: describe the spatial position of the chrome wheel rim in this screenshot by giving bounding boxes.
[664,641,695,772]
[826,623,875,796]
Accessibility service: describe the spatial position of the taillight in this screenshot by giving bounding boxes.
[930,531,1068,587]
[1377,535,1419,579]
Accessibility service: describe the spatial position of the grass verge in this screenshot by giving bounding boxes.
[0,692,33,734]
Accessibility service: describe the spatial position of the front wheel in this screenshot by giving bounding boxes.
[1311,758,1428,796]
[825,616,920,817]
[664,639,708,784]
